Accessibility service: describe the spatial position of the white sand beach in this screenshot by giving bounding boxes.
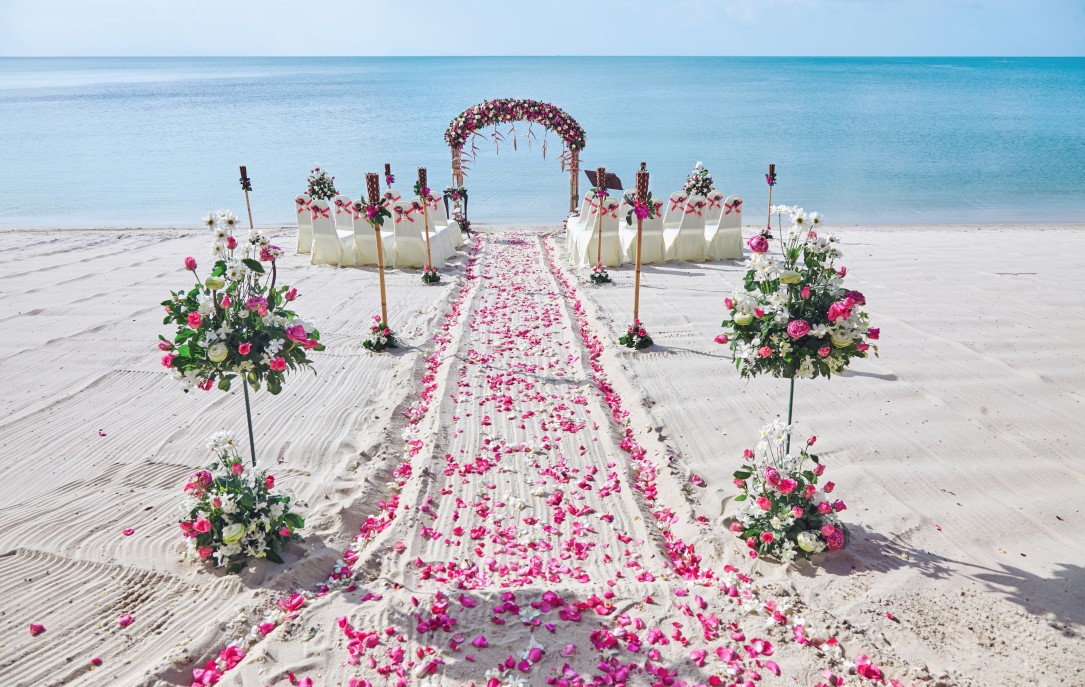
[2,224,1084,687]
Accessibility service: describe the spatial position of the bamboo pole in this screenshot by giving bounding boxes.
[374,221,389,326]
[240,165,254,229]
[766,162,775,231]
[595,166,606,269]
[418,168,433,271]
[570,150,579,213]
[634,216,643,321]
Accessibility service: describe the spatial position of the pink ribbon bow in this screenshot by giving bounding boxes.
[585,198,599,214]
[393,206,416,223]
[669,196,688,212]
[725,199,742,214]
[684,202,704,216]
[295,198,311,214]
[606,203,619,218]
[708,196,722,210]
[333,199,350,214]
[311,205,330,220]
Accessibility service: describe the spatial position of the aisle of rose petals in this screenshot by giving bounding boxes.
[191,232,899,687]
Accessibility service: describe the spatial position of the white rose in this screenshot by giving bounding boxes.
[221,522,246,545]
[208,343,228,363]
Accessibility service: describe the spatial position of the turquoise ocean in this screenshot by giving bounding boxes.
[0,57,1082,227]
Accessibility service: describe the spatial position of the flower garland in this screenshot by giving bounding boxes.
[363,315,395,352]
[444,98,586,152]
[159,211,323,396]
[683,161,714,198]
[721,209,879,381]
[730,420,847,562]
[618,319,653,349]
[306,165,336,201]
[179,432,303,571]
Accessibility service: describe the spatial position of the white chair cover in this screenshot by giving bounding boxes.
[576,196,623,267]
[664,195,707,262]
[350,201,395,266]
[309,199,350,266]
[704,190,725,228]
[662,192,688,232]
[412,197,451,267]
[390,200,430,268]
[566,193,595,255]
[332,194,354,234]
[620,198,666,264]
[706,194,744,260]
[294,193,313,254]
[425,193,463,249]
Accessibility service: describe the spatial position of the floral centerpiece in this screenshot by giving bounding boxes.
[729,420,847,562]
[720,208,878,384]
[683,162,714,198]
[589,262,611,285]
[363,315,395,352]
[619,319,653,349]
[421,264,440,284]
[443,185,468,203]
[306,165,336,201]
[159,210,324,464]
[180,432,304,571]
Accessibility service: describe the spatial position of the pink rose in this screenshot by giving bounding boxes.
[269,357,287,372]
[161,353,175,367]
[838,266,847,277]
[817,501,832,515]
[747,235,769,253]
[194,516,212,533]
[238,343,251,355]
[733,478,745,488]
[286,288,297,301]
[185,469,212,494]
[158,341,172,351]
[226,236,237,250]
[764,467,780,485]
[638,328,647,337]
[777,478,798,495]
[265,475,275,489]
[230,462,243,476]
[786,319,811,339]
[818,347,831,358]
[714,334,728,344]
[729,522,743,532]
[804,484,816,499]
[757,346,772,358]
[800,285,810,300]
[755,496,771,511]
[187,312,202,329]
[823,481,835,493]
[820,523,835,537]
[867,327,880,340]
[807,436,817,446]
[198,546,213,559]
[724,297,734,310]
[285,325,307,343]
[813,463,825,476]
[856,343,870,352]
[745,537,757,548]
[826,529,845,551]
[753,308,765,318]
[220,294,231,308]
[279,526,292,537]
[827,302,850,322]
[743,449,754,459]
[184,256,197,271]
[792,506,804,518]
[760,532,774,544]
[833,499,847,512]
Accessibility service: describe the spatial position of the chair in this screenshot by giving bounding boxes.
[664,195,707,262]
[706,195,744,260]
[309,199,352,266]
[412,197,451,266]
[350,201,395,266]
[294,193,313,254]
[332,195,354,235]
[566,192,596,256]
[425,193,463,249]
[704,190,725,228]
[576,196,623,267]
[390,200,429,268]
[662,192,688,233]
[620,198,666,264]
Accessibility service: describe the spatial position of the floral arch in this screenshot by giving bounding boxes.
[445,98,586,212]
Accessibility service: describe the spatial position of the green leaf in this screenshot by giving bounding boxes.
[242,258,265,274]
[733,470,752,479]
[217,376,232,391]
[211,263,226,277]
[733,494,747,502]
[265,550,284,564]
[284,513,305,529]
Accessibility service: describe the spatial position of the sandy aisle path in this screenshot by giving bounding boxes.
[229,231,880,687]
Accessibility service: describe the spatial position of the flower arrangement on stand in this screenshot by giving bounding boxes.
[363,315,395,352]
[587,183,612,284]
[180,432,303,572]
[729,419,847,562]
[421,264,440,284]
[589,262,611,284]
[159,210,325,467]
[623,191,660,225]
[619,319,653,349]
[683,162,714,198]
[443,185,467,204]
[305,165,336,201]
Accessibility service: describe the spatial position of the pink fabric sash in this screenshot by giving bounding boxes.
[295,198,311,214]
[669,196,688,212]
[310,205,330,220]
[684,202,705,217]
[725,199,743,215]
[393,206,416,223]
[707,196,723,210]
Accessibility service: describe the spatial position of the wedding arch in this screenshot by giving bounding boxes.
[444,98,587,212]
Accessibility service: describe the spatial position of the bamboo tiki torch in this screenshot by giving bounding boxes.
[384,163,393,192]
[418,167,433,271]
[634,166,649,323]
[595,166,606,269]
[239,165,254,229]
[766,163,775,231]
[367,173,389,326]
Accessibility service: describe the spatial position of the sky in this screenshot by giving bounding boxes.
[0,0,1082,56]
